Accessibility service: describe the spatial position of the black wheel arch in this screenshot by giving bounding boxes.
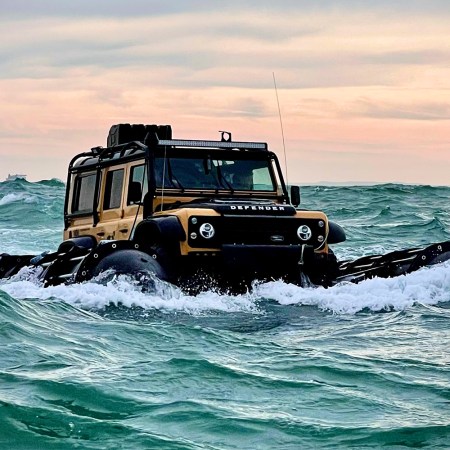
[132,216,186,248]
[74,240,169,283]
[328,221,346,244]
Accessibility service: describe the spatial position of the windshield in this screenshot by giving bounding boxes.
[154,156,275,191]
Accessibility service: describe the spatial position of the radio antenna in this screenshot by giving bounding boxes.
[160,145,167,212]
[272,72,288,186]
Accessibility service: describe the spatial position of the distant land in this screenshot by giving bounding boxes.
[309,181,385,186]
[297,181,399,186]
[296,181,441,187]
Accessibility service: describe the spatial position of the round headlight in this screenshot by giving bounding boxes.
[199,223,215,239]
[297,225,312,241]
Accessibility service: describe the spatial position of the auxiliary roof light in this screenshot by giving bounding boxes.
[158,139,267,150]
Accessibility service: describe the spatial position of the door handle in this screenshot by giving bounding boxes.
[119,228,128,233]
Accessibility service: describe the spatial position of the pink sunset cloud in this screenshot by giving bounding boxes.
[1,1,449,185]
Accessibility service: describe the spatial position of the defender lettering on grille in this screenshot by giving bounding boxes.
[230,205,286,211]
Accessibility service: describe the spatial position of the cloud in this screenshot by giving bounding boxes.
[0,1,449,183]
[2,8,449,86]
[353,98,450,121]
[3,0,450,18]
[360,50,450,66]
[1,7,448,116]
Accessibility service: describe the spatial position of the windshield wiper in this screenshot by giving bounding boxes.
[215,162,234,192]
[166,158,184,191]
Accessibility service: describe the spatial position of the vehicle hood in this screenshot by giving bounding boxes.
[175,198,297,216]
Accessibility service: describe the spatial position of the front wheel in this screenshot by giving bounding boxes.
[74,241,170,283]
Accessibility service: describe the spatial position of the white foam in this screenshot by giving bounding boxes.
[0,272,258,314]
[0,193,26,206]
[255,261,450,314]
[1,263,449,315]
[0,192,38,206]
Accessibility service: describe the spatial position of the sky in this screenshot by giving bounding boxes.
[1,0,449,185]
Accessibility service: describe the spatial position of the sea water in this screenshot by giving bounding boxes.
[0,179,449,449]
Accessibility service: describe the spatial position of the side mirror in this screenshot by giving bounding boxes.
[290,185,300,207]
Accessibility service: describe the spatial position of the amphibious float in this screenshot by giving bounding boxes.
[1,124,449,292]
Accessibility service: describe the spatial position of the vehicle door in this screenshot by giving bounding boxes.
[116,162,147,240]
[95,165,126,241]
[64,170,99,241]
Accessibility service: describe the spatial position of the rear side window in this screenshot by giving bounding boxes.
[72,173,97,214]
[103,169,124,210]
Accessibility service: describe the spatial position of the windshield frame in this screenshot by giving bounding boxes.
[151,147,283,197]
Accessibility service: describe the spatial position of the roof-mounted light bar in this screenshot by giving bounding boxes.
[157,138,268,151]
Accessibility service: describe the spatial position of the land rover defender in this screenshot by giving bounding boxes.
[60,123,344,290]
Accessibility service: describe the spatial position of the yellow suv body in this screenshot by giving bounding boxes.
[61,124,344,290]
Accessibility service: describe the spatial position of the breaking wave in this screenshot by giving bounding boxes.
[1,260,449,316]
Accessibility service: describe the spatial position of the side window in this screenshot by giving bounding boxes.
[253,167,275,191]
[127,164,148,205]
[103,169,124,210]
[72,173,97,214]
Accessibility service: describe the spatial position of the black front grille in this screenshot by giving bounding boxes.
[222,216,300,245]
[188,215,325,249]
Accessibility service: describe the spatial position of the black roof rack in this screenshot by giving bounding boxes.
[70,127,270,172]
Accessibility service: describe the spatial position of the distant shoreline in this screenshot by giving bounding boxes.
[296,181,449,187]
[1,177,448,188]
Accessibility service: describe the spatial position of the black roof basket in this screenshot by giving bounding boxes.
[107,123,172,147]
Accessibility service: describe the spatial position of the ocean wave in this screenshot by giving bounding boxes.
[0,271,259,315]
[0,180,64,249]
[1,260,450,316]
[0,192,35,206]
[256,261,450,314]
[36,178,65,187]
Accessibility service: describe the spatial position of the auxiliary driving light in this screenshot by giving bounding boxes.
[199,223,215,239]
